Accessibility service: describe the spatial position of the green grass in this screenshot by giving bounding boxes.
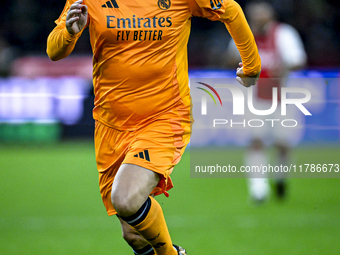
[0,141,340,254]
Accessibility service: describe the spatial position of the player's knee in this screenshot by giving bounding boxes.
[111,190,140,216]
[111,191,131,215]
[276,143,289,155]
[251,138,264,150]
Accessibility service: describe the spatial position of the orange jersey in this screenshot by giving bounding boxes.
[47,0,261,130]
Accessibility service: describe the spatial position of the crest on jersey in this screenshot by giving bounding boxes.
[158,0,171,10]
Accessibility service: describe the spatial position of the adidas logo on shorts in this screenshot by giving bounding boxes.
[133,150,150,162]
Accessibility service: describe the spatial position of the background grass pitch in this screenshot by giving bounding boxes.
[0,141,339,254]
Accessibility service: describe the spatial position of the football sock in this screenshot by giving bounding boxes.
[245,150,270,201]
[133,244,155,255]
[276,151,290,179]
[120,196,177,255]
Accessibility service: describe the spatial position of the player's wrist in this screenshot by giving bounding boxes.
[243,67,261,78]
[63,27,81,41]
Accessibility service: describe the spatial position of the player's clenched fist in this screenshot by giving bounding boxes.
[66,0,88,34]
[236,62,261,87]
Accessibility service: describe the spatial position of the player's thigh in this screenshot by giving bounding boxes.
[247,113,269,143]
[95,121,131,216]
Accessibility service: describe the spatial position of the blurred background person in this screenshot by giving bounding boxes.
[225,1,307,203]
[0,34,16,77]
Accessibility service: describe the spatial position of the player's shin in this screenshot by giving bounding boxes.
[119,196,177,255]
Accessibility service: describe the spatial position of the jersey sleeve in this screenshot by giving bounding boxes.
[188,0,227,21]
[188,0,261,76]
[46,0,86,61]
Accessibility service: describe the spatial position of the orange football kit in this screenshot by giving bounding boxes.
[47,0,261,216]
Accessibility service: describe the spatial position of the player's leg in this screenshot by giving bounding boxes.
[111,163,159,216]
[118,218,187,255]
[94,112,190,254]
[274,142,290,199]
[244,99,270,203]
[245,138,270,203]
[94,123,170,254]
[118,217,155,255]
[111,163,178,255]
[272,104,292,200]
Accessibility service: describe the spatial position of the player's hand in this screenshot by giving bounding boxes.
[236,62,261,87]
[66,0,88,35]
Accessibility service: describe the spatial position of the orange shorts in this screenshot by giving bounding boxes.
[94,117,191,216]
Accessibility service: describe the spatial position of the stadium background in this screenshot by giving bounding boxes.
[0,0,340,254]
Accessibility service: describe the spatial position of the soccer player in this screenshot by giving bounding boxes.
[47,0,261,254]
[226,1,307,202]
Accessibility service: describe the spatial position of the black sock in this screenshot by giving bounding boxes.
[119,197,151,227]
[133,244,155,255]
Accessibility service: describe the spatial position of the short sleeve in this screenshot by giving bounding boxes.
[188,0,227,21]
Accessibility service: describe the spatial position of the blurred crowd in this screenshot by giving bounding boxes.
[0,0,339,75]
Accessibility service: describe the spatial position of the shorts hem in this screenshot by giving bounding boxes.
[107,210,117,216]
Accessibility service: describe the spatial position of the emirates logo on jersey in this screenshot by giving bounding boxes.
[158,0,171,10]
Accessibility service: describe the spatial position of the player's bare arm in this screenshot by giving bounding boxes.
[236,62,261,87]
[66,0,88,34]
